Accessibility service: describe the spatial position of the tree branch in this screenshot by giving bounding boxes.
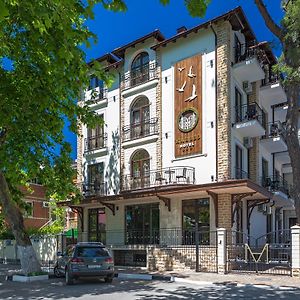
[254,0,284,40]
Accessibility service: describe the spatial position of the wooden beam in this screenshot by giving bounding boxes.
[70,206,84,232]
[206,190,218,228]
[100,202,115,216]
[157,195,171,212]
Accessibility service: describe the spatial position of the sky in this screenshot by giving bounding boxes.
[67,0,284,160]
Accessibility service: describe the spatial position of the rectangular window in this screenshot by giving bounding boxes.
[87,115,105,150]
[262,158,269,187]
[88,208,106,243]
[24,202,33,218]
[87,162,105,194]
[125,203,159,244]
[235,88,242,123]
[235,145,243,179]
[182,199,210,244]
[88,76,104,90]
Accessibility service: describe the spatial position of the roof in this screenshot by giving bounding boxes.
[87,53,120,67]
[112,29,165,57]
[151,6,257,50]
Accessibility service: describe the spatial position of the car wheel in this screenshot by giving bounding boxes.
[54,266,62,278]
[65,268,74,285]
[104,276,113,283]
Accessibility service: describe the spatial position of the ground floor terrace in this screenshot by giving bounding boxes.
[68,179,296,275]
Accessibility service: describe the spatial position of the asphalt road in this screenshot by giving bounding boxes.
[1,275,300,300]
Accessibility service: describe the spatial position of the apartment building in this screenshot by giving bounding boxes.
[75,7,295,268]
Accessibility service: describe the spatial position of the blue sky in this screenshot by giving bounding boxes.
[67,0,284,160]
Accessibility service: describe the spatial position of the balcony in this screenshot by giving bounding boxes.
[122,118,158,144]
[84,87,108,107]
[82,182,107,197]
[260,73,286,108]
[120,62,158,91]
[233,103,266,137]
[84,134,108,153]
[121,166,195,191]
[233,44,265,83]
[261,121,287,153]
[260,175,290,197]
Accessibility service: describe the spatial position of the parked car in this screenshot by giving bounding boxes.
[54,242,114,285]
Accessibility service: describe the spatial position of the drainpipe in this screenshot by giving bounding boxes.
[210,23,218,182]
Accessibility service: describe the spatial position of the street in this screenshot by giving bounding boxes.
[1,275,300,300]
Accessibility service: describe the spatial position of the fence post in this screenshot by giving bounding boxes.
[217,228,227,274]
[291,225,300,277]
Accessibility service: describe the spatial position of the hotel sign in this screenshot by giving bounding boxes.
[174,55,202,157]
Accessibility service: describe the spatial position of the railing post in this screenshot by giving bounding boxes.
[217,228,227,274]
[291,225,300,277]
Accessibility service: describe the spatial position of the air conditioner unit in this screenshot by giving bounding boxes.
[243,81,253,94]
[243,137,253,149]
[42,201,49,208]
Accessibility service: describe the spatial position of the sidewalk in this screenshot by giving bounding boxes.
[115,266,300,288]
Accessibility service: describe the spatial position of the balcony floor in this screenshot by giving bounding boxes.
[261,136,287,153]
[234,120,265,137]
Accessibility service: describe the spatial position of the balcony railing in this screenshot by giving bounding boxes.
[234,168,249,180]
[122,118,158,142]
[260,175,290,196]
[262,72,282,87]
[235,103,265,127]
[82,182,107,197]
[85,88,108,104]
[120,62,158,90]
[121,166,195,191]
[262,121,286,140]
[234,43,264,64]
[85,133,107,152]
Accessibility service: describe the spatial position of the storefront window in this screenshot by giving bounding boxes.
[125,203,159,244]
[182,199,210,244]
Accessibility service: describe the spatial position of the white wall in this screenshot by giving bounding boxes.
[160,30,217,184]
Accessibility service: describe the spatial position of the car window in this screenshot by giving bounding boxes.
[76,247,110,258]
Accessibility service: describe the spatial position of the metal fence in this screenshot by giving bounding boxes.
[227,230,291,276]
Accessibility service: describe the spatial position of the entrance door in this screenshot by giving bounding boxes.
[235,145,244,179]
[88,208,106,243]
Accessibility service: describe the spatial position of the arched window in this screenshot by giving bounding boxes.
[131,97,150,139]
[131,149,150,188]
[131,52,149,86]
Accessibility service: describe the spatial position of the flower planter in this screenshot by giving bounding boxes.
[12,274,49,282]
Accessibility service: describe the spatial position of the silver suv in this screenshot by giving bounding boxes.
[54,242,114,285]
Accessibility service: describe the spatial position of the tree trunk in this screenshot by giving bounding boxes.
[0,172,41,275]
[284,84,300,224]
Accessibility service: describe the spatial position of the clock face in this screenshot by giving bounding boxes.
[178,108,199,132]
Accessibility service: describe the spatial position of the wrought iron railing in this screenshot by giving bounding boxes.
[84,133,107,152]
[82,182,107,197]
[234,43,264,64]
[262,72,282,86]
[85,87,108,104]
[262,121,286,140]
[105,228,215,246]
[120,62,158,90]
[122,117,158,142]
[260,175,290,196]
[235,102,265,128]
[121,166,195,191]
[234,168,249,180]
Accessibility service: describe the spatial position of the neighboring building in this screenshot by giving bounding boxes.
[75,7,296,269]
[20,183,51,230]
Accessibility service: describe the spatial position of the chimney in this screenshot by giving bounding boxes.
[176,26,187,34]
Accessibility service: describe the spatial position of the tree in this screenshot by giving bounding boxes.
[0,0,207,276]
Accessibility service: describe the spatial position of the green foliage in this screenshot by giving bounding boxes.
[0,0,127,205]
[160,0,210,17]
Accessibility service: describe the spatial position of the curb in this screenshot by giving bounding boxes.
[115,272,174,282]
